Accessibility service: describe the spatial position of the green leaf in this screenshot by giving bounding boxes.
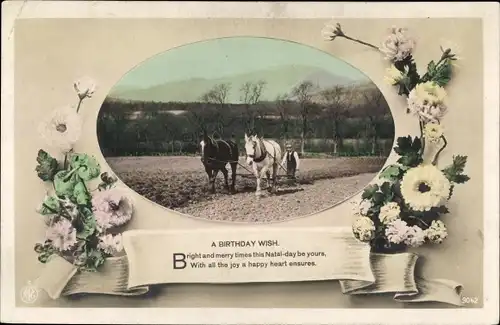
[372,192,385,204]
[35,149,59,181]
[77,248,106,272]
[37,195,61,215]
[362,184,379,200]
[448,184,455,200]
[399,165,410,171]
[393,136,424,167]
[90,250,106,268]
[80,206,94,218]
[453,174,470,184]
[451,155,467,173]
[427,60,436,75]
[97,172,118,191]
[53,170,78,197]
[77,223,96,240]
[73,180,90,205]
[70,154,101,181]
[412,137,422,152]
[380,182,391,196]
[76,209,96,240]
[436,206,450,214]
[100,172,117,184]
[394,136,413,155]
[397,153,423,167]
[394,136,422,155]
[442,155,470,184]
[34,241,57,264]
[394,55,420,94]
[380,182,392,196]
[432,60,453,86]
[34,243,44,253]
[380,165,402,181]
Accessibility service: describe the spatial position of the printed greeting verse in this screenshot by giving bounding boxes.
[172,239,327,270]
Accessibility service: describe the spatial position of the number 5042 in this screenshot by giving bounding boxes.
[462,296,479,304]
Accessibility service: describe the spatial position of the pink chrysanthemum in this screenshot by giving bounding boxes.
[404,225,426,247]
[45,218,77,251]
[385,219,410,244]
[91,188,133,229]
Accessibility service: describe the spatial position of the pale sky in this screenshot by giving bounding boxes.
[115,37,369,89]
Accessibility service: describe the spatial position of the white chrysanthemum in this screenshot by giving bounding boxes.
[407,82,448,123]
[379,202,401,224]
[352,216,376,242]
[400,164,451,212]
[359,199,373,216]
[321,23,337,41]
[385,219,409,244]
[384,65,408,85]
[404,225,426,247]
[424,123,444,143]
[97,234,124,255]
[439,39,463,68]
[380,26,415,62]
[74,76,96,99]
[424,220,448,244]
[38,106,82,152]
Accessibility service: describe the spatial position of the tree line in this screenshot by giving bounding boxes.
[97,80,395,157]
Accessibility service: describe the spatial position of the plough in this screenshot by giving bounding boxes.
[204,156,299,187]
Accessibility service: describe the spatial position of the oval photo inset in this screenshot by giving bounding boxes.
[97,37,395,223]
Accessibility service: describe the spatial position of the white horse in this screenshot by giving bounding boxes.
[243,133,282,196]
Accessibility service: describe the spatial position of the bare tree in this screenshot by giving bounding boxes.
[274,93,294,144]
[200,83,231,136]
[290,80,317,155]
[239,80,267,133]
[360,87,387,155]
[320,85,355,155]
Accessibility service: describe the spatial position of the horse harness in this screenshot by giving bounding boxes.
[251,139,277,164]
[204,137,236,166]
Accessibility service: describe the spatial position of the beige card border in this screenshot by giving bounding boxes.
[1,1,499,324]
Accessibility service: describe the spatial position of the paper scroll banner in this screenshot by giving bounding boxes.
[34,227,464,306]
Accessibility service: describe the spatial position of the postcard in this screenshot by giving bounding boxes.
[1,1,499,324]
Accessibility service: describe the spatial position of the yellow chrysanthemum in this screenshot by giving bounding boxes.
[413,81,447,104]
[379,202,401,224]
[400,164,451,211]
[352,216,375,242]
[384,65,404,85]
[424,123,444,143]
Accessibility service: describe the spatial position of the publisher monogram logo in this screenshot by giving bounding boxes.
[20,281,39,304]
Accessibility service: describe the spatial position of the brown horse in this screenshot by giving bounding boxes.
[200,130,238,194]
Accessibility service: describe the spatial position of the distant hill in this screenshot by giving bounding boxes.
[108,64,363,103]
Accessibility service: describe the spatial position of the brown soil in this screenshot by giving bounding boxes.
[106,156,385,223]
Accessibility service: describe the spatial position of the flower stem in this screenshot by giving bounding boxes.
[63,167,79,181]
[432,135,448,165]
[76,97,84,114]
[80,177,91,196]
[41,203,58,214]
[420,57,447,82]
[407,215,430,228]
[338,34,380,51]
[419,120,426,156]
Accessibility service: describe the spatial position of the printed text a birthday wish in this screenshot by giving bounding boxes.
[212,240,280,248]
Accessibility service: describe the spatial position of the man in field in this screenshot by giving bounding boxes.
[281,143,300,184]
